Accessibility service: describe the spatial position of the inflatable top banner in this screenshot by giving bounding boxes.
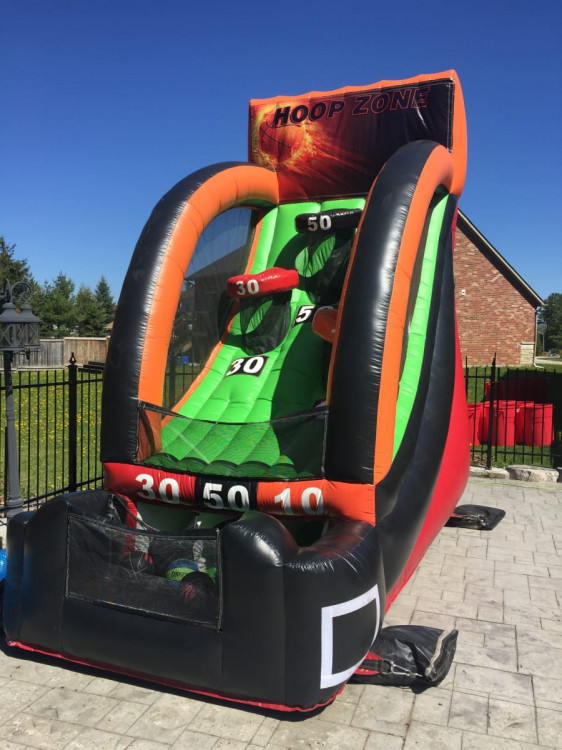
[249,70,467,202]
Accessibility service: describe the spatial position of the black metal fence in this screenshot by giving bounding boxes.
[1,356,560,523]
[465,359,562,470]
[0,355,104,520]
[0,355,200,523]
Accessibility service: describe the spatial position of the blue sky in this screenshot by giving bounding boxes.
[2,0,561,303]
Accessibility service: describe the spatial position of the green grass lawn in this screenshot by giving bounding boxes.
[465,364,562,469]
[470,443,554,469]
[0,361,200,510]
[0,368,103,506]
[465,363,562,404]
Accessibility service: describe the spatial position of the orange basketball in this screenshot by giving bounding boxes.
[258,119,304,164]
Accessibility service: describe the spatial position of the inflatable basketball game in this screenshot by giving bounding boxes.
[3,70,470,710]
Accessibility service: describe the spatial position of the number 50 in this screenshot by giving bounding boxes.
[307,214,332,232]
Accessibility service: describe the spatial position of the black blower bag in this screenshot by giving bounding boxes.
[351,625,458,687]
[446,504,505,530]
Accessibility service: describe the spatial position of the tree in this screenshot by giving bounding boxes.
[35,272,77,337]
[75,285,107,336]
[94,276,115,328]
[0,238,118,339]
[0,236,35,289]
[544,292,562,352]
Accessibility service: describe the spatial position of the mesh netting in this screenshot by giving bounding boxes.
[141,404,328,479]
[295,229,355,306]
[237,291,292,355]
[66,512,221,627]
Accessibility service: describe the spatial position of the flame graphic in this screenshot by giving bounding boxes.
[251,104,375,198]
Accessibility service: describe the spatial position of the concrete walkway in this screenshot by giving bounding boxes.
[1,478,561,749]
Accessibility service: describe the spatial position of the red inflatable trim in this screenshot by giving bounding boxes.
[7,640,343,712]
[227,267,299,298]
[104,462,375,523]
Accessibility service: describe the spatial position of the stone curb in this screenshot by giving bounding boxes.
[469,466,510,480]
[506,464,560,483]
[470,464,562,483]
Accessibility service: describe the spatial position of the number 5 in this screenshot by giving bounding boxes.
[295,305,315,324]
[203,482,224,509]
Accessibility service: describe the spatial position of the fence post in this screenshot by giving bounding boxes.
[3,351,25,519]
[169,354,177,410]
[486,355,497,470]
[68,353,78,492]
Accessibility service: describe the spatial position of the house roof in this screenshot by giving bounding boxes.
[457,210,544,308]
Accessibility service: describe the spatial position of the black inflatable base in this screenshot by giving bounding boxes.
[3,490,385,712]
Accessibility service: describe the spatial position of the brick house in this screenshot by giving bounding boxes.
[454,211,544,366]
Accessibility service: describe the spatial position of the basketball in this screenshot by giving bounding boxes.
[258,118,303,164]
[165,558,199,581]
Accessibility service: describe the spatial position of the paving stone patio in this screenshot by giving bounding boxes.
[1,477,561,749]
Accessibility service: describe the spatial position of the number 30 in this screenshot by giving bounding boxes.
[135,473,180,503]
[226,355,267,377]
[235,279,260,296]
